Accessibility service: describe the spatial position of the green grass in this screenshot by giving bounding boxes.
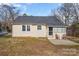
[0,36,79,56]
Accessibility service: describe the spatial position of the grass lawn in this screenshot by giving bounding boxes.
[66,36,79,43]
[0,36,79,56]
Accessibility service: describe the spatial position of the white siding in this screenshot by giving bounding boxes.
[12,24,66,39]
[12,25,47,37]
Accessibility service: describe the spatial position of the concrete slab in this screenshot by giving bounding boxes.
[49,39,79,45]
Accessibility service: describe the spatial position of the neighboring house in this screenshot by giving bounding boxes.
[12,16,66,39]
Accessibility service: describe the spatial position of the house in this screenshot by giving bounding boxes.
[12,16,66,39]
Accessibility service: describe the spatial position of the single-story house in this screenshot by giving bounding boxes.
[12,16,66,39]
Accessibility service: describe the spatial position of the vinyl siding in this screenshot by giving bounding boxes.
[12,25,66,39]
[12,24,47,37]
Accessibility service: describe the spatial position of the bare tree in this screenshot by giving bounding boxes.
[52,3,79,26]
[0,4,20,32]
[51,3,79,37]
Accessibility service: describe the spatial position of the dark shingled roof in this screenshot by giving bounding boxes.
[14,16,66,27]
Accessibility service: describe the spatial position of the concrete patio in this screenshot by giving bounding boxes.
[49,39,79,45]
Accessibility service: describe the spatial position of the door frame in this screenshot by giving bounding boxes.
[48,27,53,37]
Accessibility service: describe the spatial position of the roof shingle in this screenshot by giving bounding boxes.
[13,16,65,27]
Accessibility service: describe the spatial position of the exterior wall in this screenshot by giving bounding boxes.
[12,24,66,39]
[47,27,66,39]
[53,28,66,39]
[12,24,47,37]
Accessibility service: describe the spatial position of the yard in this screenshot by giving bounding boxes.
[0,36,79,56]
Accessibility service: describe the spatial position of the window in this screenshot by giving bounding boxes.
[27,25,30,31]
[62,28,66,33]
[57,28,62,33]
[22,25,26,31]
[54,28,66,33]
[37,25,42,30]
[58,28,61,33]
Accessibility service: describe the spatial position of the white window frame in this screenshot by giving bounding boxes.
[22,25,26,31]
[37,25,42,30]
[27,25,30,31]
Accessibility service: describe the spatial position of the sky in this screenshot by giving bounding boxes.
[13,3,62,16]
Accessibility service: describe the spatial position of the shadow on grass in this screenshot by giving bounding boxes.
[0,35,12,39]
